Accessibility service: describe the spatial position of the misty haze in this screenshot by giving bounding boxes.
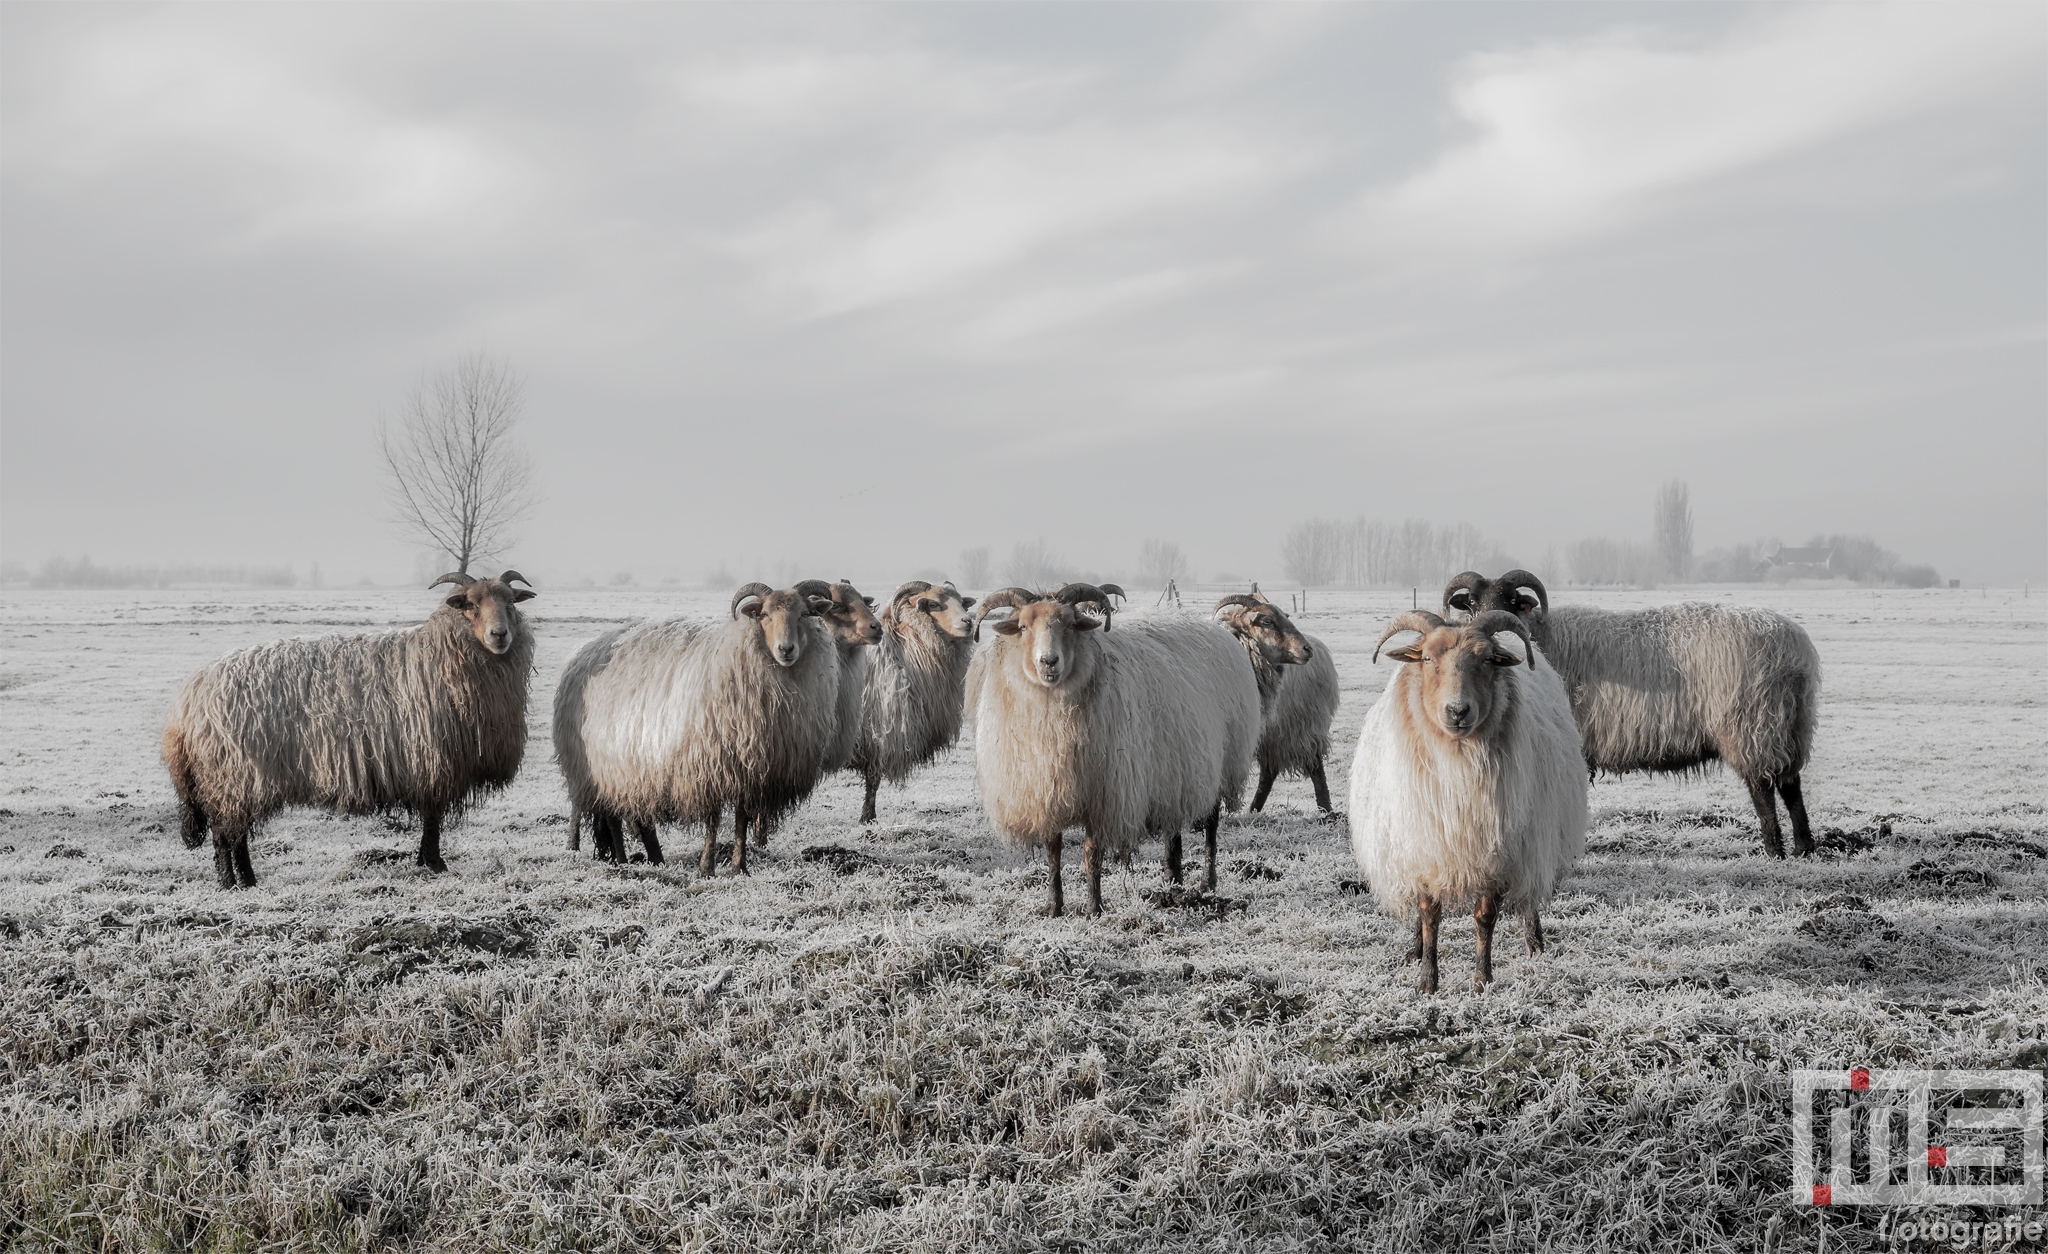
[2,5,2044,1252]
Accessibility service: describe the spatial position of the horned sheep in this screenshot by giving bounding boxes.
[1213,590,1341,813]
[850,580,978,824]
[973,584,1261,916]
[1444,570,1822,858]
[552,583,842,875]
[1348,610,1588,994]
[161,571,537,888]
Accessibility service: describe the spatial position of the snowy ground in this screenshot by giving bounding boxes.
[2,584,2043,1251]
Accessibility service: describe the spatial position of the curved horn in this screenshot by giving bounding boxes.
[1469,608,1537,666]
[1212,593,1261,619]
[1442,571,1487,618]
[1054,583,1117,631]
[429,572,476,589]
[972,587,1042,641]
[1373,611,1447,663]
[1492,569,1550,616]
[790,578,836,601]
[1097,583,1127,604]
[891,579,935,608]
[497,569,532,587]
[730,582,774,619]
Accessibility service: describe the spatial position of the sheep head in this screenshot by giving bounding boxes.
[988,597,1102,688]
[892,579,977,641]
[732,583,821,668]
[431,570,534,656]
[794,579,884,648]
[1213,592,1313,666]
[1375,610,1536,741]
[1443,569,1549,621]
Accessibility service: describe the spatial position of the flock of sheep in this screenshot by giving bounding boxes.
[159,565,1821,994]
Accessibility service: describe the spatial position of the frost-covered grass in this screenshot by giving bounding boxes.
[2,585,2043,1252]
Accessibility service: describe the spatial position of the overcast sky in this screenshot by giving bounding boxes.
[4,2,2043,587]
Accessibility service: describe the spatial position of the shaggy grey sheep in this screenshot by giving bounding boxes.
[162,571,537,888]
[1349,610,1587,994]
[974,584,1259,916]
[1444,569,1822,858]
[850,580,978,825]
[1213,590,1340,813]
[552,582,841,875]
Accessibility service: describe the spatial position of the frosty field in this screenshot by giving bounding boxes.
[2,585,2043,1253]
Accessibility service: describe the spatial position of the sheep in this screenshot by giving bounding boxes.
[161,571,537,888]
[849,579,978,824]
[552,582,842,875]
[973,583,1260,916]
[1443,569,1822,858]
[1213,590,1341,813]
[1348,610,1588,994]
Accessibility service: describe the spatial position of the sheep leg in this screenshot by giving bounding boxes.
[861,770,881,825]
[1202,803,1221,893]
[417,807,448,873]
[1525,908,1545,956]
[751,812,772,850]
[1083,827,1105,917]
[211,820,254,889]
[592,808,624,864]
[731,807,750,875]
[231,831,257,888]
[699,810,720,878]
[1165,827,1184,885]
[1045,834,1065,917]
[1781,773,1816,857]
[1416,894,1441,995]
[179,798,209,850]
[566,804,581,853]
[1744,775,1787,859]
[630,819,664,865]
[1250,764,1277,813]
[1472,891,1499,994]
[1405,915,1423,963]
[1308,759,1333,812]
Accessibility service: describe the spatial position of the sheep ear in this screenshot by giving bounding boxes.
[990,618,1025,636]
[737,598,765,619]
[1382,644,1423,664]
[445,593,470,609]
[511,589,536,603]
[1071,615,1101,632]
[959,596,976,609]
[862,596,876,607]
[1490,649,1523,667]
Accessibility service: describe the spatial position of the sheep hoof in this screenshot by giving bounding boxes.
[1472,976,1490,995]
[1792,838,1816,857]
[420,857,447,873]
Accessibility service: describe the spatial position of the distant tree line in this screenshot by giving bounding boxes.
[20,557,298,589]
[1559,480,1941,588]
[1279,517,1515,587]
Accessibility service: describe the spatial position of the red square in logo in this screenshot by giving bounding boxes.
[1928,1146,1948,1168]
[1849,1069,1871,1091]
[1812,1185,1832,1205]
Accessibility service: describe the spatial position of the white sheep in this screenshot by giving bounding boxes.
[552,583,841,875]
[1213,591,1341,813]
[974,584,1260,916]
[849,580,977,824]
[1445,569,1822,858]
[163,571,536,887]
[1348,609,1588,994]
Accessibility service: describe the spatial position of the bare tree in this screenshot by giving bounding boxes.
[1004,538,1065,589]
[379,353,537,576]
[958,547,991,590]
[1653,479,1694,583]
[1136,538,1190,588]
